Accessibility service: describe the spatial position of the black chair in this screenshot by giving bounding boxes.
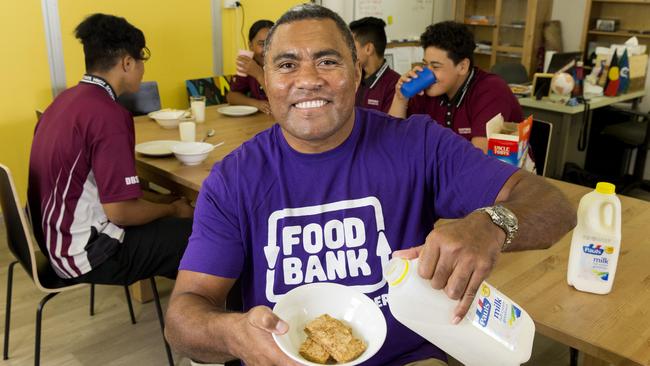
[117,81,162,116]
[529,119,553,176]
[600,108,650,194]
[490,62,530,84]
[0,164,173,366]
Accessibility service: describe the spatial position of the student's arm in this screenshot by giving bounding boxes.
[471,136,488,153]
[102,198,193,226]
[226,92,271,114]
[165,270,302,365]
[395,170,576,322]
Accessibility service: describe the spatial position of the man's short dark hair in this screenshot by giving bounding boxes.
[264,3,357,63]
[249,19,274,42]
[74,13,149,72]
[420,21,475,65]
[349,17,388,57]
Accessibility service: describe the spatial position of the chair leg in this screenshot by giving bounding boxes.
[150,278,174,366]
[89,283,95,316]
[123,285,136,324]
[35,293,58,366]
[570,347,579,366]
[3,261,18,360]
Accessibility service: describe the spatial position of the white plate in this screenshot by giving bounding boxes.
[217,105,258,117]
[135,140,180,157]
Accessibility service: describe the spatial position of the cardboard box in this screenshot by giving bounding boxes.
[486,114,533,167]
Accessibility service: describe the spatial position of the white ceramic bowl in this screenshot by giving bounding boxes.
[170,142,213,166]
[149,109,187,129]
[272,282,387,366]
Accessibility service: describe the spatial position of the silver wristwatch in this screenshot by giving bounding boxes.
[475,205,518,251]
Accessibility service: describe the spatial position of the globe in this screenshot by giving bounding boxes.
[551,72,575,96]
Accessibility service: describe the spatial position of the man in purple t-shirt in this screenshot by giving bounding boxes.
[350,17,401,113]
[227,20,274,115]
[28,14,193,285]
[389,22,523,153]
[165,5,575,366]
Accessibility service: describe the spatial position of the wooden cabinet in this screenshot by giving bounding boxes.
[453,0,553,75]
[581,0,650,91]
[581,0,650,56]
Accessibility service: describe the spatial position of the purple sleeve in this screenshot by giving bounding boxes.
[468,77,524,138]
[230,75,251,94]
[424,120,518,218]
[90,113,142,203]
[179,164,244,278]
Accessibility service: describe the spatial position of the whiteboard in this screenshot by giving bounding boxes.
[355,0,435,42]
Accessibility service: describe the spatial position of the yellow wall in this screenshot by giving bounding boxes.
[0,0,301,201]
[59,0,214,109]
[0,2,53,200]
[221,0,304,75]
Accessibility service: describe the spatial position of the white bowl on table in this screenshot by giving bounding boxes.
[272,282,387,366]
[170,142,214,166]
[148,109,189,129]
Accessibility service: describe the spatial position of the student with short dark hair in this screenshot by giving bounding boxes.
[349,16,400,113]
[389,21,523,152]
[28,13,193,285]
[227,19,274,114]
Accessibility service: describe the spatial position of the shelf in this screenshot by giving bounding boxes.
[496,52,523,59]
[499,24,526,29]
[496,45,523,53]
[464,22,496,27]
[588,30,650,39]
[474,51,493,56]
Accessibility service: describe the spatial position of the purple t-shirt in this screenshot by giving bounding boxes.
[407,67,523,140]
[180,108,517,365]
[29,76,142,278]
[230,74,267,100]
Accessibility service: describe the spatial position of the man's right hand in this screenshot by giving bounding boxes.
[171,197,194,218]
[230,306,302,366]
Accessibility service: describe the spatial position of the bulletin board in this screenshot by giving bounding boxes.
[354,0,435,41]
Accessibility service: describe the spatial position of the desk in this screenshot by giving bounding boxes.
[134,105,275,200]
[134,111,650,365]
[518,90,645,179]
[488,179,650,366]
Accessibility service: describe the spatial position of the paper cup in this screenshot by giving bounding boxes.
[179,121,196,142]
[237,49,255,76]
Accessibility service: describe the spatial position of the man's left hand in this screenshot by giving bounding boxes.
[392,211,504,323]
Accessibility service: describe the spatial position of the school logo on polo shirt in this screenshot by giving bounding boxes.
[262,197,392,304]
[458,127,472,135]
[124,176,140,185]
[367,99,379,106]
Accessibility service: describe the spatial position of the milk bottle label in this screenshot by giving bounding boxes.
[467,283,523,351]
[577,235,615,282]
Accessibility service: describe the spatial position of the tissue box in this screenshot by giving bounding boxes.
[486,114,533,167]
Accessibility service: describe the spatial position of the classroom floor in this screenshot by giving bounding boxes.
[0,220,587,366]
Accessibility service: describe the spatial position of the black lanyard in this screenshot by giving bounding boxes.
[80,74,116,101]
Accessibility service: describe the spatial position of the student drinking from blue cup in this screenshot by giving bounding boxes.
[389,21,522,153]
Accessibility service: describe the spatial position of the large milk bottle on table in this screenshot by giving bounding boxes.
[384,258,535,366]
[567,182,622,294]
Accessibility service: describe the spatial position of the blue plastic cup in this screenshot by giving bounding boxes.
[400,67,437,98]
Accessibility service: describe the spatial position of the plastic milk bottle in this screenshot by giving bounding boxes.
[384,258,535,366]
[567,182,622,294]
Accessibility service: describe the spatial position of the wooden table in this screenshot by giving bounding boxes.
[488,179,650,366]
[134,110,650,365]
[134,105,275,200]
[517,90,645,179]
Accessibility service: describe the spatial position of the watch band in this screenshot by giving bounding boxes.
[475,205,518,251]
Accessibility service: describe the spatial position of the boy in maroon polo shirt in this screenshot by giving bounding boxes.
[28,14,193,285]
[389,21,523,153]
[227,20,274,115]
[350,17,401,113]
